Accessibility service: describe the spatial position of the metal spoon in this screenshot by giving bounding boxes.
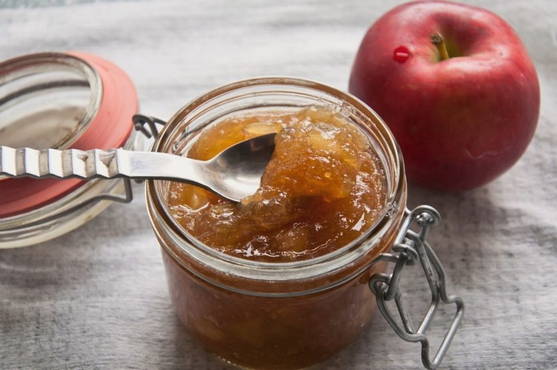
[0,133,276,202]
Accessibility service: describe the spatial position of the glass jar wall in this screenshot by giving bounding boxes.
[146,78,407,369]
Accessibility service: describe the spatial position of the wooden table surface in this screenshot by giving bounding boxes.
[1,1,556,369]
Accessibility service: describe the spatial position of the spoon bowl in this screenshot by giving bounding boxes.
[203,133,276,201]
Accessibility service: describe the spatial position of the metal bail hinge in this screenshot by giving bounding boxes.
[132,114,166,140]
[369,205,464,370]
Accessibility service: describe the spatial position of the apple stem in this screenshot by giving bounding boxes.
[431,33,450,61]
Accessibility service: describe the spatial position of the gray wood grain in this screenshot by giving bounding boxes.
[1,0,557,369]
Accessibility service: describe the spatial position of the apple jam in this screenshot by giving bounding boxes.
[166,106,387,262]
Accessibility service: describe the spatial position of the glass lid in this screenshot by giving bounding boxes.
[0,52,138,218]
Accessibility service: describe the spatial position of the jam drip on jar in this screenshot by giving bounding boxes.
[167,106,386,262]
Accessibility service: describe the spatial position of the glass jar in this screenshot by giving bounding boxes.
[145,78,463,369]
[0,52,141,248]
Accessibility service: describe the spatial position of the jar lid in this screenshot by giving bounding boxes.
[0,52,138,218]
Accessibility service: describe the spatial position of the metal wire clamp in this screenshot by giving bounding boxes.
[133,114,166,140]
[369,205,464,369]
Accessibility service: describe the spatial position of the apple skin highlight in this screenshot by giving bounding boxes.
[349,0,540,191]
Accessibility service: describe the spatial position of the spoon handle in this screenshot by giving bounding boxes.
[0,146,203,182]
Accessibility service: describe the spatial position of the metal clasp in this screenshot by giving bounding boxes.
[370,205,464,369]
[132,114,166,140]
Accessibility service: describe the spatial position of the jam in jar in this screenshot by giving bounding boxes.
[146,78,463,369]
[167,106,387,262]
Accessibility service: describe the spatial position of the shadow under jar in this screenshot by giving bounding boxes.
[145,78,463,369]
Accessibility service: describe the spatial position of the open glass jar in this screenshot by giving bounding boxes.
[145,78,463,369]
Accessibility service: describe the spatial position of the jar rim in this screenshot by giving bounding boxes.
[146,77,407,289]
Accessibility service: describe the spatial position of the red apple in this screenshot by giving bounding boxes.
[349,0,540,191]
